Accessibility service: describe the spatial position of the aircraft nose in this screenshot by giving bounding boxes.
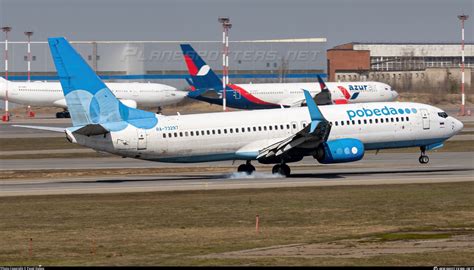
[170,89,188,101]
[451,117,464,134]
[391,90,399,100]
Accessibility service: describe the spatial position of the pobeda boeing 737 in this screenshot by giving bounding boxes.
[15,38,463,177]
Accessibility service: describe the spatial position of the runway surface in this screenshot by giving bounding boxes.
[1,152,472,197]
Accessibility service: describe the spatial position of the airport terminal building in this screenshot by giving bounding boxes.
[327,42,474,92]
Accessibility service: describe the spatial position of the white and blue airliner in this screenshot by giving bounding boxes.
[16,38,464,177]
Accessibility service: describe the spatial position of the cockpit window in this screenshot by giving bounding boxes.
[438,112,448,118]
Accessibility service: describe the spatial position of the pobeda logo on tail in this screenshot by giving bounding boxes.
[347,106,418,120]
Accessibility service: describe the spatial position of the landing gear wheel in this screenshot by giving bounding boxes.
[419,146,429,164]
[419,155,429,164]
[238,164,248,173]
[237,161,256,174]
[55,111,71,118]
[272,164,291,177]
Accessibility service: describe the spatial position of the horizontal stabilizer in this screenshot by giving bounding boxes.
[12,125,66,133]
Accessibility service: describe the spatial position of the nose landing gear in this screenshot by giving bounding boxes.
[419,146,429,164]
[237,160,256,175]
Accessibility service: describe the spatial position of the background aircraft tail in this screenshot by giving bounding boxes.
[180,44,223,91]
[48,37,157,130]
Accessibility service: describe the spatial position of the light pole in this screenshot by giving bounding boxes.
[458,14,469,116]
[218,17,231,111]
[2,26,11,122]
[24,31,33,82]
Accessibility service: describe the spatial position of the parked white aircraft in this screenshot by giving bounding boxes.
[16,38,463,177]
[181,44,399,109]
[0,77,186,117]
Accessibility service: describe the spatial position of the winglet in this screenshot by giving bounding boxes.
[303,89,326,133]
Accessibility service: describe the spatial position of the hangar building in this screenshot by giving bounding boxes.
[327,42,474,92]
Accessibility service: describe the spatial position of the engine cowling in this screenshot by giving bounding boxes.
[314,138,364,164]
[119,99,138,108]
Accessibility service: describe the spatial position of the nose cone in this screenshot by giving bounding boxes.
[168,89,187,102]
[453,118,464,135]
[391,90,399,100]
[0,80,5,99]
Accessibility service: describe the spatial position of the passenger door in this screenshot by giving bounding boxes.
[137,129,147,150]
[420,109,430,130]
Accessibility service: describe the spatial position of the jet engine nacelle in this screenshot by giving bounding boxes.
[119,99,137,108]
[314,138,364,164]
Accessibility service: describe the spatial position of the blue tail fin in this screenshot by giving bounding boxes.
[48,37,157,130]
[180,44,223,91]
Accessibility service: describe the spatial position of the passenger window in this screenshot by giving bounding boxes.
[352,120,355,125]
[229,128,233,133]
[406,116,409,121]
[369,119,372,124]
[258,127,262,131]
[375,119,378,123]
[391,118,394,122]
[224,129,227,134]
[163,133,166,138]
[179,132,183,137]
[358,120,361,125]
[335,121,338,126]
[346,120,350,125]
[287,124,291,129]
[242,127,245,132]
[206,130,210,135]
[174,132,178,137]
[185,131,188,136]
[269,126,272,131]
[396,117,399,122]
[280,125,284,130]
[264,126,267,131]
[364,119,367,124]
[381,118,384,123]
[341,121,344,126]
[190,131,194,136]
[235,128,239,133]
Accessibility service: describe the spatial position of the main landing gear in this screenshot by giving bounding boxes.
[419,146,429,164]
[272,163,291,177]
[237,160,256,174]
[56,110,71,118]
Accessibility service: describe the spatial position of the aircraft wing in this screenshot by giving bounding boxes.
[256,90,331,163]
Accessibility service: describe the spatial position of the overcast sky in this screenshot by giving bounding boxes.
[0,0,472,47]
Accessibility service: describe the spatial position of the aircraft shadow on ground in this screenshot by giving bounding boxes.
[61,167,472,184]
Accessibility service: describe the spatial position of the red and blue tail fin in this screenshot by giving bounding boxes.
[180,44,223,91]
